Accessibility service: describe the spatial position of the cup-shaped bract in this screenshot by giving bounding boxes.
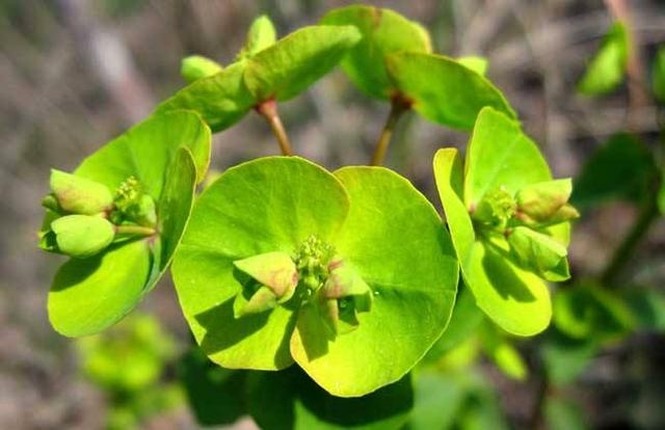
[172,156,458,397]
[44,111,211,337]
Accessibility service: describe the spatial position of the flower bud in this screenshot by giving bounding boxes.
[50,169,113,215]
[323,258,372,310]
[472,186,516,227]
[180,55,223,84]
[318,258,373,336]
[237,15,276,60]
[507,226,570,281]
[515,179,573,224]
[233,251,298,303]
[112,177,157,227]
[50,214,115,258]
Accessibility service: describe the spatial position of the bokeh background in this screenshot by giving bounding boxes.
[1,0,664,428]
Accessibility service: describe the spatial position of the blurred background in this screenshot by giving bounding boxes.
[1,0,664,428]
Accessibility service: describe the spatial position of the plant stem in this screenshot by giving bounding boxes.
[370,96,411,166]
[256,99,293,156]
[115,225,157,237]
[600,197,659,286]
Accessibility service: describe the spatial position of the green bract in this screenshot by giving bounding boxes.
[157,24,361,132]
[320,5,432,99]
[243,25,361,101]
[577,21,629,95]
[172,156,458,396]
[433,107,576,336]
[237,15,277,61]
[180,55,223,84]
[386,52,516,130]
[43,111,211,337]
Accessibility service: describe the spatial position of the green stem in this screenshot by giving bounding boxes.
[115,225,157,237]
[256,99,293,156]
[370,96,411,166]
[600,197,659,286]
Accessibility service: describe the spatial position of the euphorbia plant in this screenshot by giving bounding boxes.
[38,4,581,427]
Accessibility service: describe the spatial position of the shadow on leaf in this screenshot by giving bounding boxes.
[195,298,271,354]
[481,244,536,302]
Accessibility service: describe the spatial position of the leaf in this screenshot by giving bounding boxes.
[433,148,552,336]
[244,25,361,102]
[424,282,484,361]
[152,146,198,288]
[180,55,223,84]
[408,371,470,430]
[247,366,413,430]
[464,107,550,208]
[238,15,277,60]
[552,283,635,342]
[572,133,658,208]
[48,239,151,337]
[386,53,516,130]
[622,287,665,331]
[457,56,489,76]
[479,322,528,381]
[75,110,211,191]
[577,21,628,95]
[545,397,587,430]
[653,45,665,103]
[290,166,458,397]
[77,313,176,392]
[507,226,570,281]
[172,157,350,370]
[156,62,255,132]
[409,370,509,430]
[540,328,598,385]
[177,347,247,426]
[320,5,431,99]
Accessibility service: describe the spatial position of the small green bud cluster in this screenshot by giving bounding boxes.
[110,176,157,228]
[295,235,372,335]
[231,236,373,336]
[39,170,158,259]
[472,179,579,281]
[294,235,336,292]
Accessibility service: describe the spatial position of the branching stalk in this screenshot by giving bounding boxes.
[256,99,294,156]
[370,96,411,166]
[601,197,659,286]
[115,225,157,237]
